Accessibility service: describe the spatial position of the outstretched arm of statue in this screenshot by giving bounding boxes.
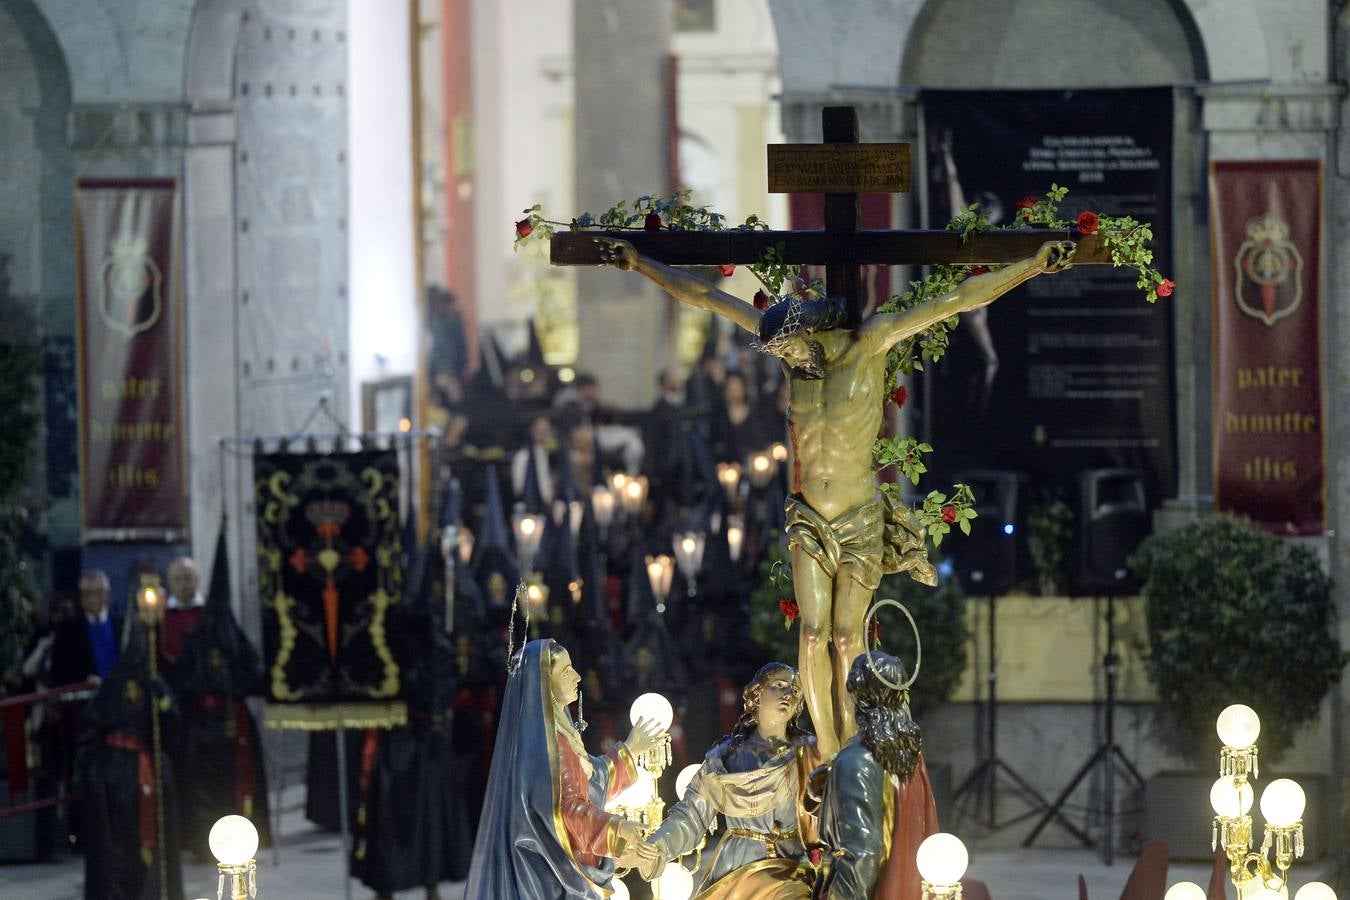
[859,240,1076,355]
[596,238,762,335]
[648,771,718,862]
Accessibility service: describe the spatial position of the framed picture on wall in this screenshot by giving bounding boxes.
[362,375,413,434]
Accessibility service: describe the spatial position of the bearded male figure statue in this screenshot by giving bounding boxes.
[599,238,1075,756]
[816,652,938,899]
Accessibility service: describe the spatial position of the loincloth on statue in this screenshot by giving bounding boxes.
[784,493,937,590]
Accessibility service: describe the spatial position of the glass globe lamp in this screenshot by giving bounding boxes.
[675,764,700,801]
[654,862,694,900]
[1293,883,1338,900]
[916,832,968,898]
[1165,884,1207,900]
[630,693,674,732]
[209,815,259,900]
[1259,779,1306,828]
[1217,704,1261,749]
[1210,777,1254,819]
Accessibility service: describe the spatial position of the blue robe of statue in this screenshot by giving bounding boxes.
[464,640,624,899]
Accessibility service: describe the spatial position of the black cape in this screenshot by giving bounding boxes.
[350,534,473,892]
[76,622,185,900]
[170,523,272,859]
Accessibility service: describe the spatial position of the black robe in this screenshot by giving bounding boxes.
[350,540,473,893]
[171,527,272,859]
[76,626,184,900]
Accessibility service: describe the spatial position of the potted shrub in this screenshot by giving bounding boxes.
[1128,516,1346,856]
[1027,499,1073,596]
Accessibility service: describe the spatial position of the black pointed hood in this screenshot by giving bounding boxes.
[87,618,160,737]
[174,520,265,698]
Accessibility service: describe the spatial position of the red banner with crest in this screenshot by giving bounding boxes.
[75,179,187,541]
[1210,160,1324,533]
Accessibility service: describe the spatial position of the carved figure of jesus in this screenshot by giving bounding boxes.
[599,237,1075,758]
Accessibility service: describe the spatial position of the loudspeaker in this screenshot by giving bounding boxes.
[950,469,1023,596]
[1075,468,1150,594]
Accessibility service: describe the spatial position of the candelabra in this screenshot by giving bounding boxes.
[917,832,970,899]
[607,693,674,830]
[1165,704,1338,900]
[716,462,742,508]
[209,814,259,900]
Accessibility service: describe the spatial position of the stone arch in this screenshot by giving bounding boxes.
[0,0,75,588]
[184,0,244,104]
[900,0,1208,88]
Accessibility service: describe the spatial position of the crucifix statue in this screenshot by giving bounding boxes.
[551,106,1109,758]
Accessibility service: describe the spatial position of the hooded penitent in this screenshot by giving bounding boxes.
[171,519,271,859]
[350,525,473,894]
[77,619,185,900]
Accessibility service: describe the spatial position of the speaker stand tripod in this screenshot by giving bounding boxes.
[952,594,1092,839]
[1022,592,1145,863]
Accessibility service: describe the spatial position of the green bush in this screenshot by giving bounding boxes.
[749,532,968,719]
[1129,516,1345,762]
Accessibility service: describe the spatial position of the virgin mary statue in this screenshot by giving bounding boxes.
[465,639,662,898]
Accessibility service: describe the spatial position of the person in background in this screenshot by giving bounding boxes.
[50,571,121,687]
[161,556,205,674]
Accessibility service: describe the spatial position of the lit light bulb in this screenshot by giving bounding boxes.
[752,454,770,473]
[654,862,694,900]
[675,764,701,800]
[681,536,695,554]
[626,480,642,500]
[1209,776,1254,818]
[1216,704,1261,749]
[208,814,259,866]
[1165,884,1207,900]
[520,517,537,536]
[1259,778,1306,827]
[630,692,673,732]
[770,442,788,462]
[1294,883,1337,900]
[915,833,968,886]
[1251,886,1289,900]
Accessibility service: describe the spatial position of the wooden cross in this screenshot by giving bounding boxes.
[551,105,1111,328]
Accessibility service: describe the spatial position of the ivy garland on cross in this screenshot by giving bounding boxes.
[514,185,1171,552]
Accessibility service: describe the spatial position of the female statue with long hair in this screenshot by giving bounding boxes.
[647,662,822,899]
[465,639,663,898]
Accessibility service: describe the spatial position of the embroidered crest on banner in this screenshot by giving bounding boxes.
[1233,213,1302,327]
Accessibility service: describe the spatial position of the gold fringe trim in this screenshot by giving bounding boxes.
[263,702,407,731]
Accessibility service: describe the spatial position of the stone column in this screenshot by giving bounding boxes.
[573,0,672,410]
[183,101,240,577]
[232,1,350,637]
[1325,6,1350,857]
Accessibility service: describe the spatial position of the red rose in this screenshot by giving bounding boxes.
[644,212,661,232]
[515,218,533,239]
[778,597,799,623]
[890,386,908,408]
[1156,278,1176,298]
[753,289,771,310]
[941,504,957,524]
[969,266,990,277]
[808,848,823,867]
[1076,211,1099,235]
[1015,196,1037,212]
[717,264,735,277]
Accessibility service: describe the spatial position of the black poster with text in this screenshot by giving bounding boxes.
[920,88,1176,505]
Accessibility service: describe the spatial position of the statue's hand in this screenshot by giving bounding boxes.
[614,818,646,854]
[1036,240,1076,273]
[624,717,665,757]
[597,237,639,271]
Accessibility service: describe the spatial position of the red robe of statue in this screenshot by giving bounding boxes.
[556,737,638,868]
